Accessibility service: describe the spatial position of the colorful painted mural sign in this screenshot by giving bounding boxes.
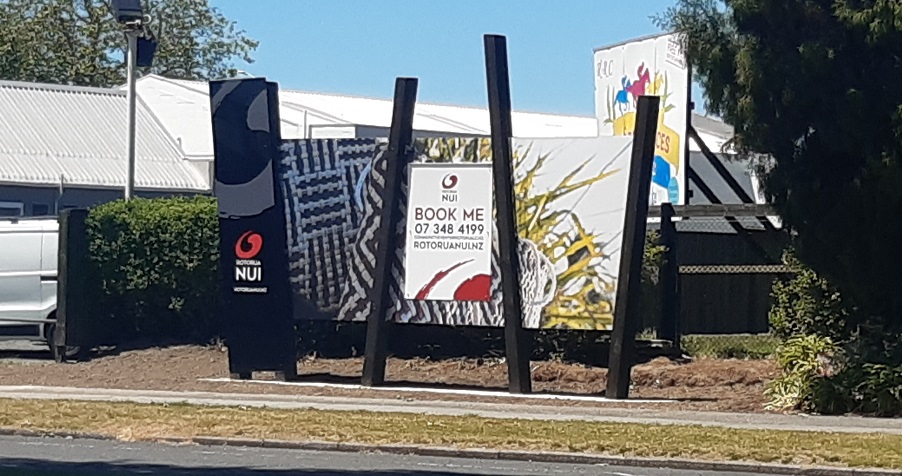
[403,163,493,301]
[594,32,689,206]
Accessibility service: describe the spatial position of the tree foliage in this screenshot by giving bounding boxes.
[656,0,902,331]
[0,0,257,87]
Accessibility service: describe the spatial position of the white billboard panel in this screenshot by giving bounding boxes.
[594,32,689,206]
[403,163,493,301]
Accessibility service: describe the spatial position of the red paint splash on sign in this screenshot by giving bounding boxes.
[414,259,472,300]
[453,274,491,301]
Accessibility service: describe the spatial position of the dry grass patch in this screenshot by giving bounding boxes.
[0,398,899,470]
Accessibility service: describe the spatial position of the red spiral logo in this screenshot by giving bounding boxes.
[442,174,458,189]
[235,231,263,259]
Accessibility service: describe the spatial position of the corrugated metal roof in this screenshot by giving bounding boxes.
[0,80,209,191]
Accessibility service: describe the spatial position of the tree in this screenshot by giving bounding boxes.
[656,0,902,333]
[0,0,257,87]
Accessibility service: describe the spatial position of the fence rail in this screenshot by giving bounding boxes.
[679,264,793,274]
[648,203,777,218]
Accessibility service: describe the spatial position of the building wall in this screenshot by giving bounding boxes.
[0,184,205,217]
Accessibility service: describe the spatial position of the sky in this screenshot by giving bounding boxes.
[209,0,705,117]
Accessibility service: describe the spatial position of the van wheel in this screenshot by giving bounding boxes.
[46,324,83,363]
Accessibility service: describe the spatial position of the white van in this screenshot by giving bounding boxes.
[0,217,59,348]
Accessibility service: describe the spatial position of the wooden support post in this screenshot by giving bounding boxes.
[607,95,660,399]
[361,77,418,387]
[484,34,531,394]
[659,202,681,349]
[54,209,92,363]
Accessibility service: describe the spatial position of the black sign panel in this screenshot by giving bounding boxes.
[209,78,296,379]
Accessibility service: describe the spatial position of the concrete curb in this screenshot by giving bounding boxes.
[0,427,898,476]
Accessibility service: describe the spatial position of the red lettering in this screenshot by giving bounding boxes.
[656,132,671,154]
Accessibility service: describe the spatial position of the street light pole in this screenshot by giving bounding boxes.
[124,29,138,201]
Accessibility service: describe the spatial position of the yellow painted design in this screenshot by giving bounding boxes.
[648,72,665,95]
[610,107,681,172]
[612,112,635,136]
[657,123,681,169]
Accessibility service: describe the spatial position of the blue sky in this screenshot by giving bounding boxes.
[210,0,704,117]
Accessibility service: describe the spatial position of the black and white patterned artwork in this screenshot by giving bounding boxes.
[277,138,381,319]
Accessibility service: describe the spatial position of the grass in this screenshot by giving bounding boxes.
[682,334,780,360]
[0,399,900,470]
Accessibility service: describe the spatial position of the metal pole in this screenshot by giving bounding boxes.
[124,30,138,201]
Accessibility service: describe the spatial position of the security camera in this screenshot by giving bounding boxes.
[111,0,143,24]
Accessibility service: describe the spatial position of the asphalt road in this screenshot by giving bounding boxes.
[0,435,763,476]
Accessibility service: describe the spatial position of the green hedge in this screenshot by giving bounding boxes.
[87,196,220,342]
[681,334,779,360]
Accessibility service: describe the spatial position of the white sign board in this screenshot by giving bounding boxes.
[594,32,689,206]
[403,163,493,301]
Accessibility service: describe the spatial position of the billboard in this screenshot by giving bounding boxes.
[275,136,633,330]
[594,32,689,206]
[403,163,494,301]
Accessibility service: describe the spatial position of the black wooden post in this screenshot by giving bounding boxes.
[484,34,531,394]
[659,202,681,349]
[361,77,418,387]
[54,209,92,363]
[607,95,660,399]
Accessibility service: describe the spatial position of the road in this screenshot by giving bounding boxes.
[0,435,762,476]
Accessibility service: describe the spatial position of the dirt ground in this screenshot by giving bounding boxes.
[0,344,778,413]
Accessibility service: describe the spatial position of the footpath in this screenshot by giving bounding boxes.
[1,384,900,435]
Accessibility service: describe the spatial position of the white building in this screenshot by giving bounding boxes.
[0,80,210,217]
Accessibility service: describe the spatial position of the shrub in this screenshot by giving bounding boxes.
[764,334,840,412]
[810,362,902,417]
[766,250,902,415]
[769,251,857,342]
[87,196,220,342]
